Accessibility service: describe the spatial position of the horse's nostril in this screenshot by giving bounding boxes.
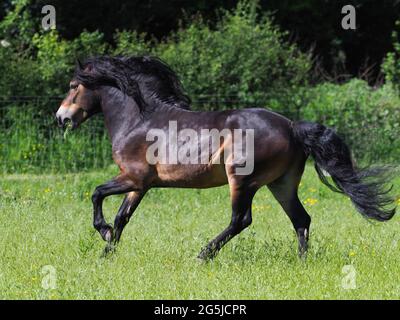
[62,117,72,129]
[55,114,70,128]
[62,118,70,125]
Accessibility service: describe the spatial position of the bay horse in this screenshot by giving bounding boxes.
[56,56,396,259]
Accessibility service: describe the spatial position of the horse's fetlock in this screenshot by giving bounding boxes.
[93,220,102,231]
[241,215,252,228]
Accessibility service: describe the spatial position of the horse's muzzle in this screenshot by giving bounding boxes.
[56,112,71,128]
[56,114,68,128]
[56,105,79,129]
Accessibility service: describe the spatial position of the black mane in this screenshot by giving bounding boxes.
[74,55,191,112]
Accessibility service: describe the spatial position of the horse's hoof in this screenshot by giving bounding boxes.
[298,249,308,260]
[197,248,217,261]
[298,238,308,260]
[197,252,209,263]
[101,243,116,258]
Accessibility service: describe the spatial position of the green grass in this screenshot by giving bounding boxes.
[0,164,399,299]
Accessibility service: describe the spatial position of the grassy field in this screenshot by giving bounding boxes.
[0,164,399,299]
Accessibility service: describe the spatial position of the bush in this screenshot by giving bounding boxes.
[32,30,108,96]
[154,1,311,111]
[300,79,400,162]
[382,21,400,92]
[113,30,152,56]
[0,0,108,98]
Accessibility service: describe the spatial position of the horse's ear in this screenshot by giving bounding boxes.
[76,59,83,70]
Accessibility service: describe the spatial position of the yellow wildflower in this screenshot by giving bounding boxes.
[303,198,318,206]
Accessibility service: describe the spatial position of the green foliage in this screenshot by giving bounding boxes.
[0,29,108,97]
[0,0,37,49]
[32,30,108,96]
[382,20,400,92]
[155,1,311,111]
[300,79,400,162]
[113,30,152,56]
[0,48,37,96]
[0,0,108,98]
[0,0,38,97]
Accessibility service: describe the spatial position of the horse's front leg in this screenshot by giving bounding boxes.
[91,175,135,243]
[113,190,146,243]
[101,191,146,256]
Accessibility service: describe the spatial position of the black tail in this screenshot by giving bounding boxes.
[292,120,396,221]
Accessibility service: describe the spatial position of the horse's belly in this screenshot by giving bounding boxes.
[154,163,228,188]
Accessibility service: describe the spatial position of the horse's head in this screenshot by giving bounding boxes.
[56,62,101,129]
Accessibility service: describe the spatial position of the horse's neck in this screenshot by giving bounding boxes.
[100,87,142,145]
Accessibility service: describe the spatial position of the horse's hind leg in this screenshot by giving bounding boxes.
[198,183,257,261]
[267,162,311,257]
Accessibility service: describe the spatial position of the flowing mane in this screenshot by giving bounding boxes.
[74,55,191,112]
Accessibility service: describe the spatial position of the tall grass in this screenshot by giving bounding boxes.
[0,104,111,173]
